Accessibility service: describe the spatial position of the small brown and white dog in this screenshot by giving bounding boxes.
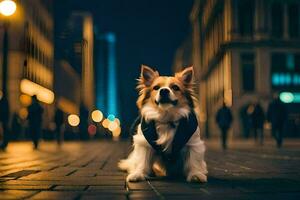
[118,65,207,183]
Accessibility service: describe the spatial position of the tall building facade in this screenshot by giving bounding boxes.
[0,0,54,124]
[175,0,300,137]
[54,11,95,114]
[94,32,119,118]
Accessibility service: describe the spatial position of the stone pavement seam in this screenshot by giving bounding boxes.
[147,180,164,200]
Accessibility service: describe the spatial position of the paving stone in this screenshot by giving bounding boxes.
[53,185,86,191]
[0,190,37,199]
[28,191,79,200]
[0,184,52,190]
[80,194,127,200]
[127,182,152,191]
[0,140,299,200]
[87,185,125,191]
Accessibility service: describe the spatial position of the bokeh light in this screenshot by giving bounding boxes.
[88,124,97,136]
[108,121,118,132]
[107,114,115,121]
[68,114,80,127]
[91,110,103,122]
[102,119,110,128]
[114,118,120,125]
[280,92,294,103]
[19,94,32,106]
[0,0,16,16]
[112,126,121,138]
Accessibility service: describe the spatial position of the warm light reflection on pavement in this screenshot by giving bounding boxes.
[0,140,299,199]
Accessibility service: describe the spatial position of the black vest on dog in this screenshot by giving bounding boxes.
[141,111,198,162]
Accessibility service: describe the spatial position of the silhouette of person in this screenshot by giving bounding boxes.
[54,105,64,145]
[28,95,43,149]
[240,104,251,138]
[0,95,10,150]
[267,94,287,148]
[216,102,233,150]
[248,102,265,145]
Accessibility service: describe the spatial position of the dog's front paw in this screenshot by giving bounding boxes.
[126,173,146,182]
[187,173,207,183]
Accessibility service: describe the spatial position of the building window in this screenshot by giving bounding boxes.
[237,0,254,37]
[288,3,300,38]
[271,2,284,38]
[271,53,300,89]
[241,53,255,92]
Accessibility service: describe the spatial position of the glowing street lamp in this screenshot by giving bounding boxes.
[0,0,16,16]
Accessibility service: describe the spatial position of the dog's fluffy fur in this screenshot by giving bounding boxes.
[118,65,207,182]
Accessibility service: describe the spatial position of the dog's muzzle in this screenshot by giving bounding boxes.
[155,88,178,106]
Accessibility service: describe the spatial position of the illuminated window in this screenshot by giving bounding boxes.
[241,53,255,92]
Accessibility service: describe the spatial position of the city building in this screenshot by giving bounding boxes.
[174,0,300,137]
[94,32,119,119]
[54,11,95,114]
[0,0,54,126]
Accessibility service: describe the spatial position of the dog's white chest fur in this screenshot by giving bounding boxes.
[155,122,178,153]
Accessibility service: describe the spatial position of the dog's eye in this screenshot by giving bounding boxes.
[153,85,160,90]
[171,85,180,91]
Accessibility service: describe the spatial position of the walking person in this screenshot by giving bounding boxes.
[267,94,287,148]
[54,105,64,145]
[28,95,43,149]
[216,102,233,150]
[0,95,9,150]
[248,102,265,145]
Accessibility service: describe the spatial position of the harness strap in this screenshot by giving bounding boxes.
[141,111,198,161]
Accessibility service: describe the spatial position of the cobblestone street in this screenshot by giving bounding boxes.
[0,140,300,200]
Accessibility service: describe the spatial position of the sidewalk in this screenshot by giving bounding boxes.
[0,140,300,199]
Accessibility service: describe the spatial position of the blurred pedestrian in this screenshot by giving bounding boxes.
[28,95,43,149]
[248,102,265,145]
[54,105,64,145]
[267,94,287,148]
[0,95,10,150]
[216,102,233,150]
[240,104,251,138]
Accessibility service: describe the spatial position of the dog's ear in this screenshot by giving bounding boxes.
[176,66,194,86]
[140,65,159,86]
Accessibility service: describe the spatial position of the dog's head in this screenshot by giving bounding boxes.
[137,65,197,122]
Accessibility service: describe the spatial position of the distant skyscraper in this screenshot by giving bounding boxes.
[94,32,119,119]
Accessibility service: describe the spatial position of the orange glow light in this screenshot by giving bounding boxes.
[20,79,54,104]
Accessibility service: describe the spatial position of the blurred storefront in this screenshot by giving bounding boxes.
[0,0,54,138]
[174,0,300,138]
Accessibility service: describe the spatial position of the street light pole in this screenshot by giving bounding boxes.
[1,21,8,96]
[0,0,17,96]
[0,0,16,149]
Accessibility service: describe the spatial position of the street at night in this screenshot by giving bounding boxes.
[0,140,299,199]
[1,0,300,199]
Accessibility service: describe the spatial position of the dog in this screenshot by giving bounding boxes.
[118,65,207,183]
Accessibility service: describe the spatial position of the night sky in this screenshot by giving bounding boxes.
[55,0,194,130]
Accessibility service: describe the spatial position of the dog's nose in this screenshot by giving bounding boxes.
[160,88,170,97]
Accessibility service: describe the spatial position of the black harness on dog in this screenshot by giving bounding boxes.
[141,111,198,162]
